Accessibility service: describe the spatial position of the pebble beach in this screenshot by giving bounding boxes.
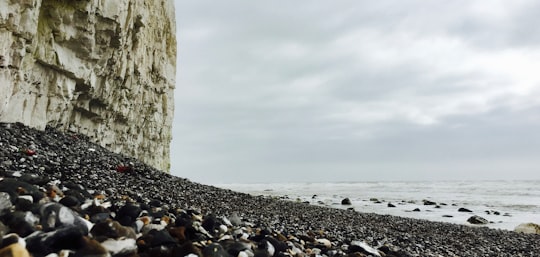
[0,122,539,257]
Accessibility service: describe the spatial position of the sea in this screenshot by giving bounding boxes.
[216,180,540,231]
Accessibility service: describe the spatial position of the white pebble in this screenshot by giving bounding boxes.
[219,224,228,234]
[100,238,137,255]
[18,195,33,203]
[316,238,332,248]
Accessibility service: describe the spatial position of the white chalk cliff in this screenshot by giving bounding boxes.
[0,0,176,171]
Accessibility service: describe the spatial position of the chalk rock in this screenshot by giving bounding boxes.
[0,0,177,171]
[514,223,540,235]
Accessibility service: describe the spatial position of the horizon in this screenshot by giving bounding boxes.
[171,1,540,185]
[211,178,540,185]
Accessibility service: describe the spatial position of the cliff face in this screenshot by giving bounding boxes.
[0,0,176,171]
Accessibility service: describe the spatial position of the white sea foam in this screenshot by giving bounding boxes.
[216,180,540,231]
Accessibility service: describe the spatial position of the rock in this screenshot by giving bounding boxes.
[458,208,473,213]
[0,0,177,172]
[138,229,176,248]
[467,215,488,225]
[2,212,36,237]
[90,220,136,241]
[14,197,33,212]
[442,215,453,218]
[116,204,142,226]
[172,241,203,257]
[341,198,352,205]
[59,195,80,208]
[315,238,332,248]
[514,223,540,234]
[412,208,421,212]
[0,179,44,204]
[202,214,219,234]
[228,212,242,226]
[203,243,230,257]
[349,241,381,257]
[387,203,396,208]
[0,193,12,215]
[0,222,7,239]
[39,203,88,233]
[26,226,86,255]
[423,200,436,206]
[100,238,137,256]
[0,243,30,257]
[73,237,109,257]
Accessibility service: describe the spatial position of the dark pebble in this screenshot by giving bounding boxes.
[341,198,352,205]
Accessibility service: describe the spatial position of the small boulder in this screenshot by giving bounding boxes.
[458,208,473,213]
[467,215,488,225]
[387,203,396,208]
[341,198,352,205]
[514,223,540,235]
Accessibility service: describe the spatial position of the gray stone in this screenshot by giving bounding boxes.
[467,215,488,225]
[0,192,12,214]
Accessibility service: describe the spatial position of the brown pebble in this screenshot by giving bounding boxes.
[0,243,30,257]
[169,226,187,242]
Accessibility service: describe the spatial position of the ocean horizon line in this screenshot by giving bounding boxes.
[213,179,540,185]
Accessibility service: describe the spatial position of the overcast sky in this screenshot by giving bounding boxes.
[171,0,540,184]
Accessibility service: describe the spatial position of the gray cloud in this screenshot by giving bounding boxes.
[172,0,540,184]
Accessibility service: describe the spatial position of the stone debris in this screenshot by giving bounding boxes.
[0,123,539,257]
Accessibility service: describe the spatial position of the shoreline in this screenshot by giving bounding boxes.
[217,181,540,232]
[1,122,539,256]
